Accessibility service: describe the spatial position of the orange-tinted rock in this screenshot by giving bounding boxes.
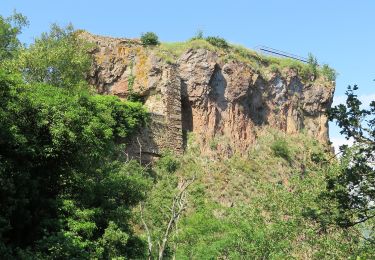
[81,32,334,161]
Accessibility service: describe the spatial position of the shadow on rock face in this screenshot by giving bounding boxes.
[181,81,193,150]
[209,64,228,111]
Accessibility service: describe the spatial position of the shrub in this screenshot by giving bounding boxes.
[321,64,337,81]
[209,137,219,150]
[269,64,279,73]
[140,32,159,46]
[156,152,180,173]
[20,24,93,89]
[205,36,229,49]
[271,138,291,161]
[307,53,318,78]
[190,30,204,41]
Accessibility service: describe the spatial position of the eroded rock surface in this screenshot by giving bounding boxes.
[82,32,334,160]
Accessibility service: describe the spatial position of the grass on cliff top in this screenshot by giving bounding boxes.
[154,38,336,83]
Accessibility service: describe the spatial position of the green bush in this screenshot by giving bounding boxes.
[321,64,337,81]
[269,64,279,73]
[0,18,150,258]
[205,36,229,49]
[140,32,160,46]
[190,30,204,41]
[19,24,93,89]
[156,152,180,173]
[271,138,291,161]
[209,137,219,150]
[307,53,318,78]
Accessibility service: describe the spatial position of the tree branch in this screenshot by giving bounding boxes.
[140,203,153,260]
[158,176,195,260]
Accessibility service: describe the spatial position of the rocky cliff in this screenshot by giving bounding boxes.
[82,32,334,160]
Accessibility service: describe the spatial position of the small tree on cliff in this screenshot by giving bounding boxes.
[141,32,160,46]
[324,85,375,238]
[18,23,92,89]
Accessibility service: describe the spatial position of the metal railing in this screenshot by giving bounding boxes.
[255,45,308,63]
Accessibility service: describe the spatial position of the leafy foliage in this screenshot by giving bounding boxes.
[18,24,93,88]
[140,32,160,46]
[321,64,337,81]
[271,137,291,161]
[156,151,180,174]
[322,85,375,240]
[0,12,28,61]
[307,52,319,78]
[0,15,150,258]
[0,69,149,257]
[139,130,371,259]
[205,36,229,49]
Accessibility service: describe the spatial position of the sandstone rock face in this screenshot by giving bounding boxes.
[82,32,334,160]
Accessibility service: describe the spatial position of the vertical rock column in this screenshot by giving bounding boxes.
[164,67,183,155]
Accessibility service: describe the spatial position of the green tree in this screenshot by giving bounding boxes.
[18,24,92,89]
[307,52,318,79]
[326,85,375,239]
[0,17,151,258]
[140,32,160,46]
[0,12,28,60]
[0,69,149,257]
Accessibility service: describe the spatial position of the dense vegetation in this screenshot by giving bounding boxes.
[0,14,149,259]
[324,85,375,236]
[140,131,374,259]
[0,14,373,259]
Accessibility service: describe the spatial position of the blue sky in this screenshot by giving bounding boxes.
[1,0,374,148]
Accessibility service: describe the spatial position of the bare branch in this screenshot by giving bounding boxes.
[157,176,195,260]
[140,203,153,260]
[137,137,142,164]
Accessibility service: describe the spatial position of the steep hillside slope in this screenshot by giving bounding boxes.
[81,32,334,160]
[138,129,363,259]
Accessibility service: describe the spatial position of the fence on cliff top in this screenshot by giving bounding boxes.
[255,45,308,63]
